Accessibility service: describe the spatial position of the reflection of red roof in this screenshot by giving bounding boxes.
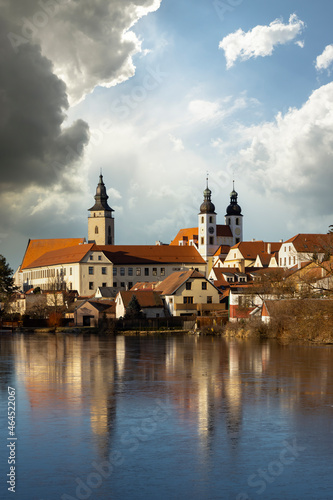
[21,238,86,269]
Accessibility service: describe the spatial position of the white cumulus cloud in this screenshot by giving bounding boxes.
[315,44,333,71]
[3,0,162,104]
[236,82,333,215]
[219,14,305,69]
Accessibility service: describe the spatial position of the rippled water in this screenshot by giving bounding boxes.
[0,333,333,500]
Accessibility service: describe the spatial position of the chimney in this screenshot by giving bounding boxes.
[267,243,271,254]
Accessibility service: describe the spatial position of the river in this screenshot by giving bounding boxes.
[0,333,332,499]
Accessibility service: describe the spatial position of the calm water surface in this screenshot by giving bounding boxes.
[0,333,333,500]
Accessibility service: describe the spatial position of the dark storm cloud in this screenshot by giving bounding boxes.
[0,16,89,193]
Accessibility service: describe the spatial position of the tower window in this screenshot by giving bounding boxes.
[201,216,204,223]
[95,226,98,234]
[236,218,239,225]
[209,237,214,245]
[209,216,213,223]
[201,237,204,245]
[228,218,231,225]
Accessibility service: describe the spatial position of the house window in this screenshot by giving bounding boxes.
[120,282,125,288]
[207,296,212,304]
[153,268,157,276]
[102,267,107,275]
[89,282,94,290]
[89,266,94,275]
[144,268,149,276]
[136,268,141,276]
[183,296,193,304]
[95,226,98,234]
[98,255,102,261]
[113,282,117,288]
[128,282,133,289]
[69,282,72,290]
[128,268,133,276]
[202,282,207,290]
[70,267,72,276]
[186,282,192,290]
[120,268,125,276]
[90,255,93,260]
[169,298,173,303]
[102,282,107,288]
[161,268,165,276]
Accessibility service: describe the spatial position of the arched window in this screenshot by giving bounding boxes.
[236,218,239,225]
[95,226,98,234]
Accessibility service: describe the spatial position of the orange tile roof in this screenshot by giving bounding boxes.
[284,233,333,252]
[229,241,282,260]
[23,243,94,269]
[21,238,85,270]
[119,290,164,308]
[155,269,206,295]
[213,245,231,257]
[170,228,198,246]
[130,282,160,291]
[93,245,206,265]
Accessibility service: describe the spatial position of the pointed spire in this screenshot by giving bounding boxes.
[88,173,114,212]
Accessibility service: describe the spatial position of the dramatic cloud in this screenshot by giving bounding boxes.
[0,18,89,194]
[3,0,162,103]
[219,14,305,68]
[236,82,333,215]
[315,44,333,71]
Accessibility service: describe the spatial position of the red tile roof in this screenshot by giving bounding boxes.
[284,233,333,253]
[229,241,282,260]
[21,238,86,270]
[170,228,198,246]
[93,245,206,265]
[23,243,94,269]
[155,269,206,295]
[119,291,163,308]
[216,225,233,237]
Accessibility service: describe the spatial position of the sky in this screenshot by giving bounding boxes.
[1,0,333,272]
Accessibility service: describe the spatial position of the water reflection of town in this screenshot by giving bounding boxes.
[11,334,333,457]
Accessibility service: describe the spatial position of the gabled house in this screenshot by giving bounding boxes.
[69,299,115,327]
[154,269,223,317]
[115,291,165,319]
[223,241,282,271]
[278,233,333,269]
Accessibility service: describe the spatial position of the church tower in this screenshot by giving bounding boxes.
[198,179,218,261]
[88,174,114,245]
[225,182,243,245]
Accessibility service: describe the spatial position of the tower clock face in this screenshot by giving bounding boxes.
[208,226,214,234]
[235,228,241,236]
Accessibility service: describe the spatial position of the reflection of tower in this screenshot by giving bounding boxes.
[225,182,243,245]
[88,174,114,245]
[224,339,243,448]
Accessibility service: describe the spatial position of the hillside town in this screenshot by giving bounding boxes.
[4,174,333,333]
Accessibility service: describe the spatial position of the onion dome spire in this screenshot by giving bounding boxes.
[226,180,242,216]
[88,174,114,212]
[199,176,216,214]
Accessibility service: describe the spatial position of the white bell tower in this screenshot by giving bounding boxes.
[88,174,114,245]
[198,179,218,261]
[225,181,243,245]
